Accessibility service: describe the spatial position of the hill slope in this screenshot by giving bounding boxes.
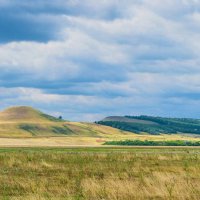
[97,115,200,135]
[0,106,71,137]
[0,106,132,138]
[0,106,62,122]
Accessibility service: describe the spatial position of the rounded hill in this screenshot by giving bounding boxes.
[0,106,62,122]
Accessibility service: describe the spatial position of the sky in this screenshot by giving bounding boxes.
[1,0,200,121]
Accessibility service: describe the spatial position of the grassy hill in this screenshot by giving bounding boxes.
[0,106,199,145]
[97,115,200,135]
[0,106,134,138]
[0,106,62,122]
[0,106,71,137]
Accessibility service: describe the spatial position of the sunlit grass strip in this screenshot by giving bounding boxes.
[104,140,200,146]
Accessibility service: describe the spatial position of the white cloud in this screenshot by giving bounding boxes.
[1,0,200,119]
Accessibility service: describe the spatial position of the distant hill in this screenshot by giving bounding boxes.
[0,106,71,137]
[0,106,63,122]
[102,116,158,125]
[97,115,200,135]
[0,106,132,138]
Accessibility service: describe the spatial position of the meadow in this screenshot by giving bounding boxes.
[0,147,200,200]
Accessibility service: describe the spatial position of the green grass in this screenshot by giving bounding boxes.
[0,147,200,199]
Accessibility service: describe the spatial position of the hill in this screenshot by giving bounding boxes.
[0,106,133,138]
[0,106,199,145]
[0,106,71,137]
[97,115,200,135]
[0,106,62,122]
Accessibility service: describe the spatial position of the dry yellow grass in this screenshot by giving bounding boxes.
[0,133,199,147]
[0,137,99,147]
[0,147,200,199]
[0,120,199,146]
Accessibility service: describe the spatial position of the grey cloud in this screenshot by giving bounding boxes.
[1,0,200,120]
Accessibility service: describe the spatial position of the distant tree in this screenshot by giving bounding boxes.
[58,116,63,120]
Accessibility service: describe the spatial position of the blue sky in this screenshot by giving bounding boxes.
[1,0,200,121]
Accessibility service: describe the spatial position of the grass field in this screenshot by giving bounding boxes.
[0,132,199,147]
[1,147,200,200]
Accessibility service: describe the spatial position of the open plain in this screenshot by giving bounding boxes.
[0,147,200,200]
[0,107,200,199]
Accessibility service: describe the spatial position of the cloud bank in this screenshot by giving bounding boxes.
[0,0,200,121]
